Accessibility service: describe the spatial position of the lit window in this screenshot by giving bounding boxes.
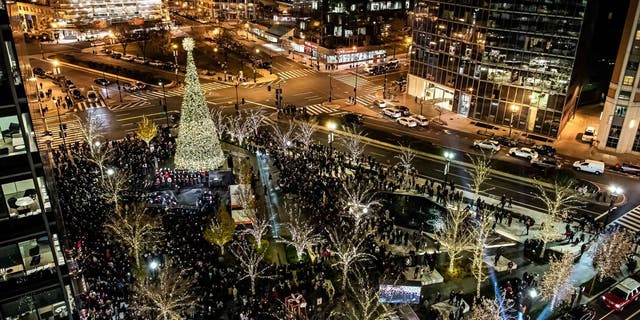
[623,76,635,86]
[636,30,640,40]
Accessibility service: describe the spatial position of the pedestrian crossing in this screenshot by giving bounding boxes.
[129,82,230,100]
[333,73,372,88]
[304,104,337,116]
[277,69,318,80]
[36,117,84,149]
[75,100,107,112]
[109,100,151,111]
[612,205,640,232]
[356,94,377,107]
[243,78,286,89]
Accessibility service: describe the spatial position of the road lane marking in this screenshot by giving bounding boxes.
[626,307,640,319]
[598,310,613,320]
[293,91,314,96]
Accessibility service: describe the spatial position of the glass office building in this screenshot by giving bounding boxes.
[0,2,74,320]
[408,0,591,138]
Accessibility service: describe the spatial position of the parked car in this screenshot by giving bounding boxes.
[93,78,110,86]
[397,117,417,128]
[122,82,138,92]
[121,54,136,61]
[602,277,640,311]
[373,100,387,108]
[531,157,561,169]
[100,48,112,54]
[111,52,122,59]
[64,79,74,88]
[343,113,363,126]
[493,135,518,147]
[572,159,604,175]
[69,88,83,100]
[410,115,429,127]
[90,41,105,47]
[395,105,410,116]
[509,147,538,160]
[532,144,556,157]
[614,163,640,175]
[382,107,402,118]
[473,140,501,152]
[86,90,99,103]
[133,57,148,64]
[582,126,597,143]
[32,67,45,77]
[149,60,164,67]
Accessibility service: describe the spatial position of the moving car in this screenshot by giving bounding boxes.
[373,100,387,108]
[410,115,429,127]
[532,144,556,157]
[614,163,640,175]
[111,52,122,59]
[93,78,110,86]
[121,54,136,61]
[32,67,45,77]
[397,117,417,128]
[582,126,597,143]
[86,90,99,103]
[531,157,561,170]
[90,41,105,47]
[572,159,604,175]
[382,107,402,118]
[135,81,147,90]
[602,277,640,311]
[69,88,83,100]
[509,147,538,160]
[473,140,501,152]
[343,113,363,126]
[556,304,595,320]
[122,82,138,92]
[133,57,148,64]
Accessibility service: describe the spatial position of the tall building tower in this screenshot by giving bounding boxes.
[598,0,640,153]
[0,2,74,319]
[408,0,592,138]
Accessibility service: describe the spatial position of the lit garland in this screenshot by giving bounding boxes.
[174,37,225,170]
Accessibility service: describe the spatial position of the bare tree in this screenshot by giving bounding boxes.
[203,206,236,255]
[282,204,322,260]
[104,204,163,270]
[471,211,494,298]
[341,180,380,229]
[433,200,474,273]
[329,281,395,320]
[395,145,415,190]
[470,293,517,320]
[133,265,197,320]
[535,180,582,258]
[210,107,226,140]
[136,115,158,146]
[592,228,634,281]
[539,253,576,310]
[243,108,264,136]
[234,179,270,249]
[229,241,273,295]
[271,121,297,153]
[296,119,317,151]
[340,126,367,164]
[100,169,130,213]
[328,228,374,290]
[225,113,252,146]
[467,153,494,202]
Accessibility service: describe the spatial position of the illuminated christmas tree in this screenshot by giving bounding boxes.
[174,37,225,170]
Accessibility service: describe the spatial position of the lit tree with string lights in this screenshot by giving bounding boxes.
[395,145,415,190]
[229,240,273,295]
[341,180,380,229]
[282,204,322,261]
[470,293,517,320]
[471,210,494,298]
[328,228,374,290]
[591,228,634,292]
[100,169,130,213]
[136,115,158,146]
[225,113,252,146]
[77,113,111,180]
[467,153,494,202]
[329,278,395,320]
[174,37,225,170]
[539,253,576,310]
[235,165,270,249]
[535,180,582,259]
[203,205,236,255]
[210,108,226,140]
[132,265,197,320]
[243,108,264,136]
[340,126,367,164]
[270,121,296,153]
[433,200,474,274]
[296,119,317,151]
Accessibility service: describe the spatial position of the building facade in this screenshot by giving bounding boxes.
[54,0,165,27]
[408,0,591,138]
[598,0,640,153]
[193,0,256,21]
[0,2,74,320]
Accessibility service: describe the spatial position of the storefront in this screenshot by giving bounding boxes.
[325,47,387,67]
[407,74,454,111]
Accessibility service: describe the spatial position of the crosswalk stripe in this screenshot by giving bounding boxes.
[613,206,640,232]
[277,69,317,80]
[75,100,107,111]
[305,104,336,115]
[37,118,84,149]
[109,100,151,111]
[129,82,230,100]
[333,73,372,87]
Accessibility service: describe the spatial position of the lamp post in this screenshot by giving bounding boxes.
[172,44,179,84]
[508,104,520,137]
[327,121,337,148]
[159,81,168,127]
[234,78,240,112]
[443,151,454,184]
[606,185,622,224]
[353,46,358,105]
[51,59,60,75]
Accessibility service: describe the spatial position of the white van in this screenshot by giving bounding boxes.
[573,159,605,175]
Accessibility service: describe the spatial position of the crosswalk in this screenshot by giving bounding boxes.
[129,82,231,100]
[277,69,318,80]
[356,94,377,107]
[109,100,152,111]
[75,100,107,112]
[35,117,84,149]
[333,73,372,88]
[304,104,337,116]
[243,78,286,89]
[612,205,640,232]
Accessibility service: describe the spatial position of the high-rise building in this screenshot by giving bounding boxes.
[53,0,165,27]
[0,2,74,319]
[408,0,593,138]
[598,0,640,153]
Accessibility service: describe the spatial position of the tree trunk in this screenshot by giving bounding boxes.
[250,275,256,295]
[342,267,348,290]
[219,244,225,255]
[134,246,140,269]
[476,275,482,298]
[539,240,547,259]
[448,256,455,273]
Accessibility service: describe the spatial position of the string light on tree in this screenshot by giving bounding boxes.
[174,37,225,170]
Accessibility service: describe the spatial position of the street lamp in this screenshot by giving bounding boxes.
[234,77,240,112]
[606,185,623,224]
[172,44,179,84]
[327,121,337,148]
[149,260,159,270]
[106,168,115,176]
[51,59,60,75]
[159,81,169,127]
[443,151,454,184]
[508,104,520,137]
